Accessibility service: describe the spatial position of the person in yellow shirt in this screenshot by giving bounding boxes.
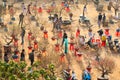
[101,35,106,47]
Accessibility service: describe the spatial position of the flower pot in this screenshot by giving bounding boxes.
[28,32,32,40]
[70,37,74,40]
[34,41,38,50]
[69,43,74,51]
[28,46,32,54]
[31,36,35,40]
[58,30,62,38]
[44,31,48,39]
[76,29,80,38]
[51,37,56,41]
[40,26,44,31]
[42,49,46,53]
[87,67,92,72]
[55,44,60,51]
[15,50,19,54]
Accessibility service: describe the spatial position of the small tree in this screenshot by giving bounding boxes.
[96,57,115,79]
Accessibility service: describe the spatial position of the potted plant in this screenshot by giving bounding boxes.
[96,57,115,80]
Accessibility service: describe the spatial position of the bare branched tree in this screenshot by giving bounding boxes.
[96,57,115,79]
[110,1,120,16]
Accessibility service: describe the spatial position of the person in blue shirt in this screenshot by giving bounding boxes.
[12,51,18,59]
[82,70,91,80]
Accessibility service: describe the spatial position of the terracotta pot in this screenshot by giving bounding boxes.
[87,67,92,72]
[70,37,74,40]
[42,49,46,53]
[44,30,48,34]
[40,26,44,31]
[55,44,60,51]
[51,37,55,41]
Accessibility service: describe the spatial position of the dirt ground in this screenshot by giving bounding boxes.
[0,0,120,80]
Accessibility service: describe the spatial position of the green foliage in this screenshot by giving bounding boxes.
[0,61,57,80]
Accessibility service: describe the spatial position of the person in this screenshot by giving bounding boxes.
[29,50,34,65]
[9,7,14,19]
[20,49,25,61]
[83,4,87,13]
[62,31,67,46]
[88,28,93,38]
[27,3,32,14]
[97,29,103,37]
[71,71,77,80]
[98,13,102,28]
[21,27,26,45]
[2,0,7,9]
[64,1,69,7]
[63,68,71,80]
[12,51,18,59]
[21,3,26,12]
[38,7,42,13]
[102,13,106,27]
[101,34,106,47]
[86,38,93,48]
[64,35,68,54]
[51,1,56,8]
[82,70,91,80]
[58,17,62,29]
[23,7,27,15]
[70,0,74,4]
[55,19,59,30]
[18,13,24,27]
[79,36,85,46]
[52,16,58,31]
[4,53,9,63]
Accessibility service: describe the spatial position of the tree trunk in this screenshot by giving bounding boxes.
[101,72,105,78]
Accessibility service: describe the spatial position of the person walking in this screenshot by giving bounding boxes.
[64,35,68,54]
[21,27,26,45]
[18,13,24,27]
[27,3,32,14]
[98,13,102,28]
[62,30,67,46]
[83,4,87,18]
[20,49,25,61]
[82,70,91,80]
[2,0,7,9]
[29,50,34,65]
[102,13,106,27]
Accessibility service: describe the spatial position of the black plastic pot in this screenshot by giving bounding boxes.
[97,76,109,80]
